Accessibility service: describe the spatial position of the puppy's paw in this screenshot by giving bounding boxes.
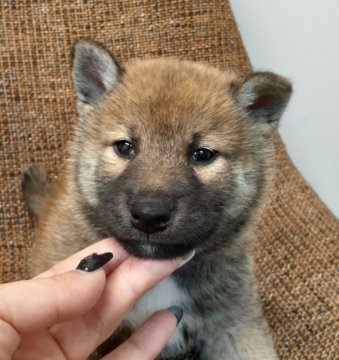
[22,164,51,217]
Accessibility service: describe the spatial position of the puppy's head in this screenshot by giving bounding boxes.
[71,41,292,259]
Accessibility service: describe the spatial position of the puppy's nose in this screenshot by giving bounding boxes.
[130,198,172,234]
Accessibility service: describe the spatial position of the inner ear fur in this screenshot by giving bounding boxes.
[231,72,292,127]
[72,40,123,107]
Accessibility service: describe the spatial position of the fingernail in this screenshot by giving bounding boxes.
[76,252,113,272]
[167,305,184,325]
[178,249,195,267]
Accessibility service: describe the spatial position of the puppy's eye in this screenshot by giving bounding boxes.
[114,140,136,158]
[191,148,217,164]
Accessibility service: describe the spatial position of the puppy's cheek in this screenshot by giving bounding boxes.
[193,157,228,184]
[77,154,100,207]
[77,147,129,208]
[102,147,130,177]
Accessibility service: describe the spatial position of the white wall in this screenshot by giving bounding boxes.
[230,0,339,217]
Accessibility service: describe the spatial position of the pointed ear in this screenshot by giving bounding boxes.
[72,41,122,107]
[231,72,292,130]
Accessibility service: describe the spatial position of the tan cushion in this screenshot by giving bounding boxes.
[0,1,337,359]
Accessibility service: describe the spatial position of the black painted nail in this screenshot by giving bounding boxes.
[167,305,184,325]
[76,252,113,272]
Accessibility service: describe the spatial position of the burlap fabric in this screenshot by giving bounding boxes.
[0,1,337,359]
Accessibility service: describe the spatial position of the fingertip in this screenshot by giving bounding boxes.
[177,249,195,267]
[36,238,129,279]
[76,252,113,272]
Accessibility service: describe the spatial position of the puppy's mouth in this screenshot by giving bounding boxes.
[117,237,194,259]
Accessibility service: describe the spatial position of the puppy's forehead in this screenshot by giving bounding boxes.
[99,59,243,144]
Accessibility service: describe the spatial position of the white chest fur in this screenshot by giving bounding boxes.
[124,275,192,356]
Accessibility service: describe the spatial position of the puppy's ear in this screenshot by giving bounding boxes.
[72,41,122,108]
[231,72,292,132]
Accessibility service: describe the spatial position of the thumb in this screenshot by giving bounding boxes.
[0,254,112,333]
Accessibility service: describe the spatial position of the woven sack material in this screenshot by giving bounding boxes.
[0,1,337,359]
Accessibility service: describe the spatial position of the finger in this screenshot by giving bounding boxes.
[36,238,129,278]
[51,251,194,359]
[104,309,181,360]
[0,269,107,333]
[0,318,20,360]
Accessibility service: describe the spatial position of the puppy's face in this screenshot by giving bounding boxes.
[71,42,291,259]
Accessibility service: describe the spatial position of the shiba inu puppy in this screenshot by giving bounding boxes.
[23,41,291,359]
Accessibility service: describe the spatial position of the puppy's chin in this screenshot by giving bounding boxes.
[117,238,194,259]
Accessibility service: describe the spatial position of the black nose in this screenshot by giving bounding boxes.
[130,197,172,234]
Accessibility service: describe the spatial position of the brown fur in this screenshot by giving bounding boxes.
[23,42,291,359]
[30,59,259,272]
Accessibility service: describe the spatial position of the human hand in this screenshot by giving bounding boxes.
[0,238,193,359]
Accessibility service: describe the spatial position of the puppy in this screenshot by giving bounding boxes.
[23,41,291,359]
